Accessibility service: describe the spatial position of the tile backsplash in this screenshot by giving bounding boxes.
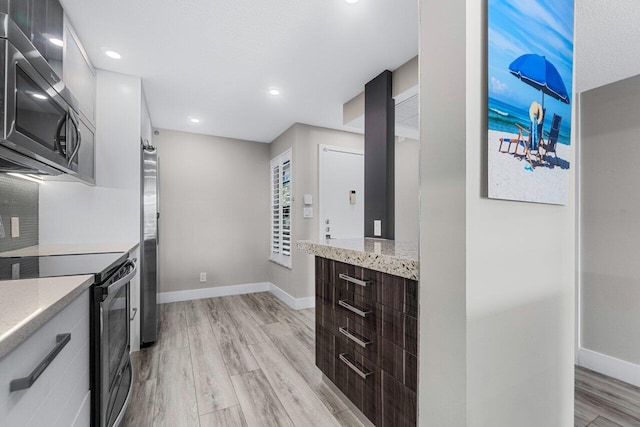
[0,174,38,252]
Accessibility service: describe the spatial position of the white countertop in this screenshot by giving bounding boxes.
[0,242,140,258]
[0,275,94,359]
[297,238,419,280]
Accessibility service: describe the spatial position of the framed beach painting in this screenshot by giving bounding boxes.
[488,0,574,205]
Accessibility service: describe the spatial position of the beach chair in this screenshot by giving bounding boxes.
[540,114,562,166]
[498,128,525,154]
[513,117,545,168]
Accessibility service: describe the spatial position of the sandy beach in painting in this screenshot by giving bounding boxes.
[488,130,571,205]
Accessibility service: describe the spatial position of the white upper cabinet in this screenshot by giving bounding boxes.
[63,18,95,125]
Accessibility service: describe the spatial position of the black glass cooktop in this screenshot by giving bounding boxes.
[0,252,128,282]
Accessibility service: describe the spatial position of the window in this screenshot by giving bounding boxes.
[270,149,292,268]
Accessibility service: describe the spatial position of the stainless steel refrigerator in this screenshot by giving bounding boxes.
[140,141,159,346]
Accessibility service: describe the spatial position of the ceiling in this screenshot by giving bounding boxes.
[59,0,419,143]
[575,0,640,92]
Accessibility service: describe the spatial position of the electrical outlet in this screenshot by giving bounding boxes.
[0,215,5,238]
[11,217,19,238]
[200,272,207,283]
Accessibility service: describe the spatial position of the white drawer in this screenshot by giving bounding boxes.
[0,288,90,425]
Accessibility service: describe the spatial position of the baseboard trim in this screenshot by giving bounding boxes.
[268,283,315,310]
[158,281,315,310]
[158,282,270,304]
[577,347,640,388]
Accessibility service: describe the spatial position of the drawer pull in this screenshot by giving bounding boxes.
[339,353,372,379]
[10,333,71,392]
[338,273,371,287]
[339,326,371,348]
[338,300,371,318]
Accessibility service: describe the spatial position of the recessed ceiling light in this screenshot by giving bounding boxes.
[269,88,281,96]
[32,93,47,100]
[105,50,121,59]
[345,0,359,3]
[189,118,200,123]
[49,38,64,47]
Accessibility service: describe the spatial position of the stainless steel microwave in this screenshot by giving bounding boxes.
[0,12,83,177]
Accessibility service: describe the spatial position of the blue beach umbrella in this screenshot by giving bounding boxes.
[508,53,570,108]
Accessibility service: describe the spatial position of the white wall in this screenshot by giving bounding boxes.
[39,70,144,350]
[465,1,576,425]
[269,124,420,301]
[153,129,271,294]
[418,0,467,424]
[268,124,364,300]
[418,1,576,425]
[395,137,419,242]
[580,75,640,366]
[39,71,142,245]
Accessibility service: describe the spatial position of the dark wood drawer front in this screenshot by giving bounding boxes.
[315,257,418,426]
[335,338,381,426]
[382,371,417,427]
[316,325,335,383]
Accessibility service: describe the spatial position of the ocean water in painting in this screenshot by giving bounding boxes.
[488,97,571,145]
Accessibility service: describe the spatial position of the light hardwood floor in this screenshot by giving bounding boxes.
[575,366,640,427]
[123,293,640,427]
[123,293,363,427]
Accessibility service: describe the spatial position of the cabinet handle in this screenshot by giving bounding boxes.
[339,353,372,379]
[339,326,371,348]
[339,273,371,287]
[338,300,371,318]
[130,307,138,321]
[10,333,71,392]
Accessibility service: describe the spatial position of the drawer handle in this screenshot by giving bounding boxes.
[338,300,371,318]
[10,333,71,392]
[339,326,371,348]
[338,273,371,287]
[339,353,372,379]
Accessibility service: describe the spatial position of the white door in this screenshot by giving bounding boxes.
[319,145,364,240]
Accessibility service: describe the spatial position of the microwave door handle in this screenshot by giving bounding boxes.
[54,113,67,155]
[68,116,81,167]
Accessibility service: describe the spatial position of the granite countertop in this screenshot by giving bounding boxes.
[0,242,140,257]
[0,275,94,360]
[297,238,419,280]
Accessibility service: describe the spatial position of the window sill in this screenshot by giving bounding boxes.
[269,257,292,270]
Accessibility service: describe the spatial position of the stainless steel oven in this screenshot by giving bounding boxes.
[92,258,137,427]
[0,12,82,176]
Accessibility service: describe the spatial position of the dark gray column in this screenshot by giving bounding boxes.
[364,70,395,239]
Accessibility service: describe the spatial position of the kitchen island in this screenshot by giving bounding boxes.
[298,238,418,427]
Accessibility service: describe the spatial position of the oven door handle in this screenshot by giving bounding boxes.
[103,259,138,297]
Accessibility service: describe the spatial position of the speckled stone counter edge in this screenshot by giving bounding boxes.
[0,276,94,360]
[297,240,419,281]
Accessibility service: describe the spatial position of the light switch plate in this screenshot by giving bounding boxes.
[200,272,207,283]
[303,194,313,205]
[374,220,382,237]
[11,217,19,238]
[303,207,313,218]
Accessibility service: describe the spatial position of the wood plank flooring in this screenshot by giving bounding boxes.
[575,366,640,427]
[123,293,363,427]
[124,293,640,426]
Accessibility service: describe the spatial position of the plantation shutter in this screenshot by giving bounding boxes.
[281,159,291,256]
[270,149,292,267]
[271,162,281,254]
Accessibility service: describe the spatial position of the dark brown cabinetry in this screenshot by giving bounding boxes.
[315,257,418,427]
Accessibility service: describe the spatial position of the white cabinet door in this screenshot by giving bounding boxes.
[63,20,96,124]
[0,289,91,426]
